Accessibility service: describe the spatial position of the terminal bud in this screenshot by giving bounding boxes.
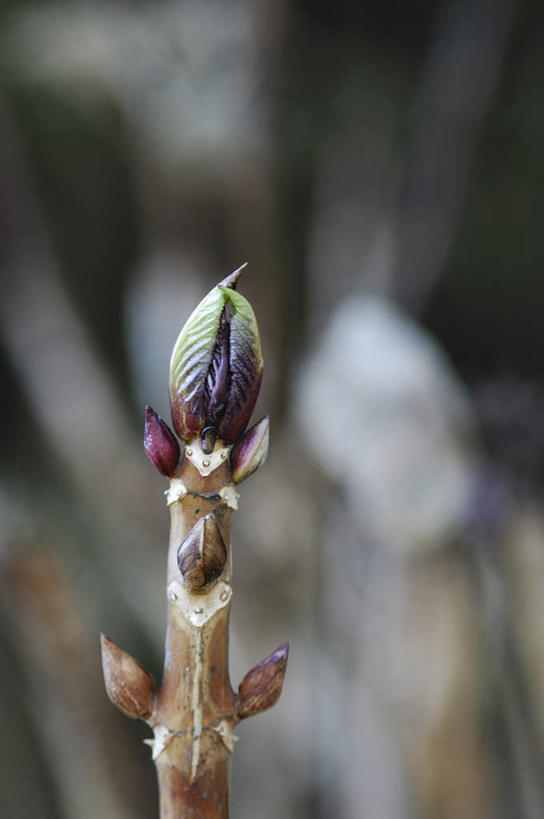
[169,266,263,446]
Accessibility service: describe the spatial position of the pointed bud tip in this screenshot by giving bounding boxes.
[100,633,154,720]
[231,416,270,484]
[219,261,248,290]
[265,642,289,664]
[144,405,180,477]
[238,641,289,720]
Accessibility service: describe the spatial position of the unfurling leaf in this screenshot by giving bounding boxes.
[231,416,270,484]
[100,634,155,720]
[169,268,263,446]
[177,514,227,589]
[144,406,180,476]
[237,643,289,720]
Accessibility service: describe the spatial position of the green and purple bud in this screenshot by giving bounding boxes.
[169,266,263,450]
[144,406,180,477]
[231,415,270,484]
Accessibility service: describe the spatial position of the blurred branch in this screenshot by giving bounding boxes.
[389,0,519,312]
[0,541,153,819]
[472,523,544,819]
[0,96,164,642]
[0,95,138,505]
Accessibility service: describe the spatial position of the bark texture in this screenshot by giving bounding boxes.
[153,452,237,818]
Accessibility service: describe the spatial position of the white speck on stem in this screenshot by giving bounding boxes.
[146,724,174,761]
[212,719,238,754]
[165,478,187,506]
[184,443,230,477]
[191,629,203,782]
[220,485,239,510]
[167,579,232,627]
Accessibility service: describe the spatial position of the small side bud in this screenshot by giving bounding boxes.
[177,514,227,589]
[100,633,155,720]
[144,406,180,476]
[230,416,270,484]
[237,643,289,720]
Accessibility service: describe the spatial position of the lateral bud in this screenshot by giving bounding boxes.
[237,642,289,720]
[177,514,227,589]
[100,633,155,720]
[144,405,180,477]
[230,416,270,484]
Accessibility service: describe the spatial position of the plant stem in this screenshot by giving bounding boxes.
[152,452,237,818]
[101,272,287,818]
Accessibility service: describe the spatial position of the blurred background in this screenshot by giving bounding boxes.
[1,0,543,817]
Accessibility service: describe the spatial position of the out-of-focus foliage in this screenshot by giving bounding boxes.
[1,1,543,817]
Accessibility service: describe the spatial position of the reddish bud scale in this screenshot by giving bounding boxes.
[101,634,155,720]
[231,415,270,484]
[144,405,180,477]
[238,643,289,720]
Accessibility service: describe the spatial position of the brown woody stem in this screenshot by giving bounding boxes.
[102,433,287,818]
[151,444,237,818]
[101,271,287,817]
